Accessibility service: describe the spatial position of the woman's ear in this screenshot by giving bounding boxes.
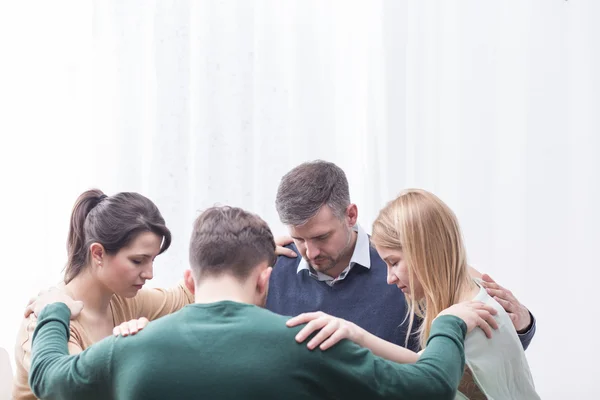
[184,269,196,294]
[90,243,105,267]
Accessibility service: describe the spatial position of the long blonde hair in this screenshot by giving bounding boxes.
[372,189,471,349]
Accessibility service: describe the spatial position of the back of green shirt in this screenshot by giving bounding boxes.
[30,301,467,400]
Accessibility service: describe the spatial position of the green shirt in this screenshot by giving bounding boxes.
[30,301,467,400]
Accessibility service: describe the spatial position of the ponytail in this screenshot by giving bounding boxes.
[64,189,107,283]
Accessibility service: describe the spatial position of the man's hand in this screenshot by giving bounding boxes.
[25,287,83,320]
[480,274,531,332]
[275,235,297,258]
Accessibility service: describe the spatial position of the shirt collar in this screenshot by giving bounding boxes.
[297,224,371,274]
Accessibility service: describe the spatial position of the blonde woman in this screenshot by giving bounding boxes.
[288,189,539,399]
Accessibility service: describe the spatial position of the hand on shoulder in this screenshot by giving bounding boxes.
[24,287,83,320]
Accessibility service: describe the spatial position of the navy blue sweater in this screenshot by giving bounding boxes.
[266,244,536,351]
[266,243,421,351]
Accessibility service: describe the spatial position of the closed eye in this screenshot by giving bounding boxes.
[384,257,399,267]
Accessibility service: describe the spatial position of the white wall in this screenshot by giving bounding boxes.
[1,1,598,397]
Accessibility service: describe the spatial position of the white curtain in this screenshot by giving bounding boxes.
[1,1,598,398]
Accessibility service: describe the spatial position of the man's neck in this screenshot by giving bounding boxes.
[194,276,258,305]
[65,270,113,315]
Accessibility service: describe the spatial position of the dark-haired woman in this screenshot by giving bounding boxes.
[13,189,192,400]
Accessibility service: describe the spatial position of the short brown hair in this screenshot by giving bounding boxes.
[189,206,276,280]
[276,160,351,226]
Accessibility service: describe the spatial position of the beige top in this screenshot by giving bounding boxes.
[12,283,193,400]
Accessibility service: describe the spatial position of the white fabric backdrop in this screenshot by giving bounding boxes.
[1,1,598,398]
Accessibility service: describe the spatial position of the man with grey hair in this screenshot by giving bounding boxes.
[267,160,537,351]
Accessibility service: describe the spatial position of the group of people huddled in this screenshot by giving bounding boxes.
[13,160,539,399]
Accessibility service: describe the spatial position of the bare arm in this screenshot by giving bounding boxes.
[352,328,419,363]
[288,302,497,364]
[288,312,418,363]
[312,315,470,400]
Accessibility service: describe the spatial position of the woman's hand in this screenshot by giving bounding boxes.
[437,301,499,338]
[112,318,149,337]
[288,311,419,364]
[286,311,364,350]
[274,235,297,258]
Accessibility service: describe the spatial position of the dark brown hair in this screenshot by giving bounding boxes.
[189,206,276,280]
[65,189,171,283]
[275,160,351,226]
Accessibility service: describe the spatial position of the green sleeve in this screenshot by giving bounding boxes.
[314,315,467,400]
[29,303,114,400]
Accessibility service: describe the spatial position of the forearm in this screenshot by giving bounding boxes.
[355,327,419,364]
[398,315,467,397]
[29,303,110,399]
[29,303,73,398]
[517,312,536,350]
[332,315,467,399]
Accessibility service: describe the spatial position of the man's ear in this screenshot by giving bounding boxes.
[257,266,273,296]
[90,243,105,266]
[346,203,358,227]
[184,269,196,294]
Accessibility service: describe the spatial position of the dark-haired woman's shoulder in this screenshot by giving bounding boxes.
[112,281,194,323]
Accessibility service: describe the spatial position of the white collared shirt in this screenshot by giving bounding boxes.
[297,224,371,286]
